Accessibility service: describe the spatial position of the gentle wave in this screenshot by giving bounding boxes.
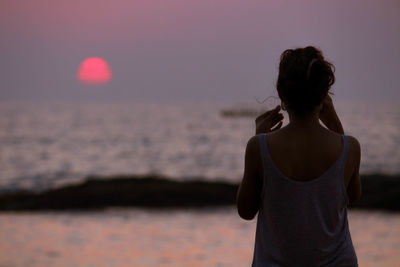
[1,102,400,193]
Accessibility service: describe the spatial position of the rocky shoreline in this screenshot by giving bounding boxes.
[0,174,398,212]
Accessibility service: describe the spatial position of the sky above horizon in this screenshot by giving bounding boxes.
[1,0,399,104]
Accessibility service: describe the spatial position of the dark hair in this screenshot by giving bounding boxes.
[276,46,335,114]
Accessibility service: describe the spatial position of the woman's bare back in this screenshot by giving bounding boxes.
[264,125,360,199]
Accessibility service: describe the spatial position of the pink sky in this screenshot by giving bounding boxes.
[1,0,399,103]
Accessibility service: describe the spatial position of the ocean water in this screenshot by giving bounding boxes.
[1,100,400,266]
[0,208,399,267]
[0,100,399,192]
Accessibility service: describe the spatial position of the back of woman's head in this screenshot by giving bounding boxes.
[276,46,335,114]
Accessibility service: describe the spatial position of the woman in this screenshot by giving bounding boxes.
[236,46,361,267]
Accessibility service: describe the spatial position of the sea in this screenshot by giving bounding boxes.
[0,100,399,266]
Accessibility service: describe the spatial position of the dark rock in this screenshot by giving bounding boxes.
[349,174,400,211]
[0,175,238,211]
[0,174,398,212]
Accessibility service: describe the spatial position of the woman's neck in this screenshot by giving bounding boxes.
[287,110,322,130]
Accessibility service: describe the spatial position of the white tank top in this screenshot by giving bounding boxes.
[252,133,358,267]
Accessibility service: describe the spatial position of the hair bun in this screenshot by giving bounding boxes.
[276,46,335,114]
[306,58,319,80]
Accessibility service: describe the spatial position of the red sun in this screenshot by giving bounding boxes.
[77,57,112,85]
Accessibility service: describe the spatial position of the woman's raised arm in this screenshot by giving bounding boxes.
[319,95,344,134]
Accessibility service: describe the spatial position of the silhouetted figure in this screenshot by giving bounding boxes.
[237,46,361,266]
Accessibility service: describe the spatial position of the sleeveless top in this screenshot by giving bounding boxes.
[252,134,358,267]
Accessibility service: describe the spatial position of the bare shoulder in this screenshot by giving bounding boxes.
[345,135,361,179]
[246,135,259,149]
[245,135,261,161]
[345,135,362,202]
[347,135,361,158]
[245,135,263,175]
[347,135,360,147]
[262,127,286,145]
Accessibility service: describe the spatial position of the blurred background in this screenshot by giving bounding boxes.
[1,0,399,266]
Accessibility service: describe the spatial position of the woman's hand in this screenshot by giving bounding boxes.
[319,95,344,134]
[255,105,284,135]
